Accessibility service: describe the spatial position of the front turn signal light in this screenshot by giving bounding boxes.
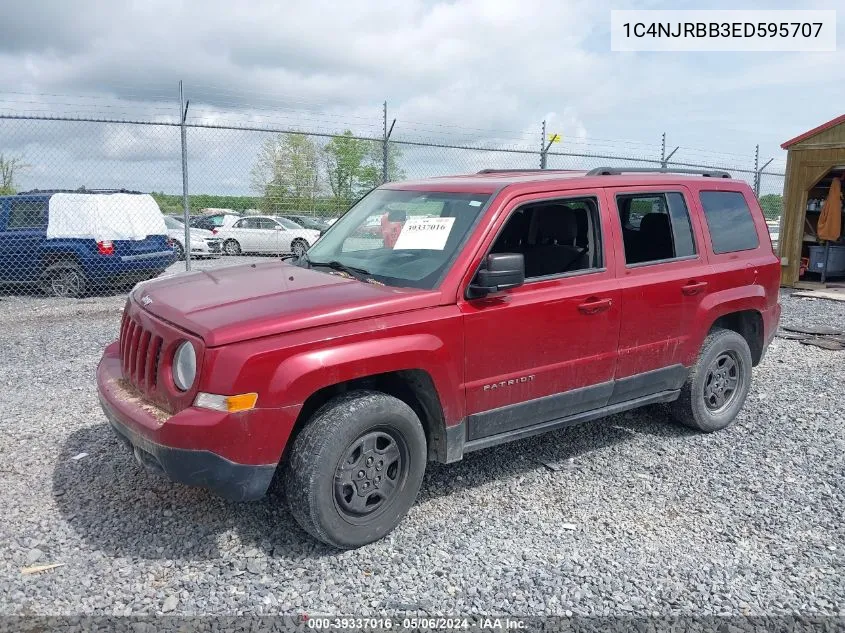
[194,392,258,413]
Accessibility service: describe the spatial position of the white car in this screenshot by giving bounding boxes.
[215,215,320,257]
[767,217,780,253]
[163,215,221,260]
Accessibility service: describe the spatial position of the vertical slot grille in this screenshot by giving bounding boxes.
[119,316,163,395]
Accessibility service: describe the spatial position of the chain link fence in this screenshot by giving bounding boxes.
[0,112,785,296]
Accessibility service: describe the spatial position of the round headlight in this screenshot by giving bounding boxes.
[172,341,196,391]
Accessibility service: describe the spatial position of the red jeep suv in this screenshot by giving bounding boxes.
[97,168,781,548]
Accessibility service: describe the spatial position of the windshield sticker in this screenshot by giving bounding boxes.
[393,217,456,250]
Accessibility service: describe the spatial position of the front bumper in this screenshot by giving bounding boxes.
[97,345,277,501]
[189,239,222,257]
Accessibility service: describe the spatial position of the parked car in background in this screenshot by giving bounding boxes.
[767,217,780,253]
[190,211,242,232]
[0,190,173,297]
[163,215,221,260]
[214,215,320,256]
[97,167,780,548]
[280,214,330,235]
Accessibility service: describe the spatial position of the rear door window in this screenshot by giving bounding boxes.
[616,192,696,265]
[699,191,759,254]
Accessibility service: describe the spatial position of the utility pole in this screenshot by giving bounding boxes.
[753,144,760,195]
[179,81,191,272]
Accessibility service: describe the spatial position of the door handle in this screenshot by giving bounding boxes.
[577,297,613,315]
[681,281,708,296]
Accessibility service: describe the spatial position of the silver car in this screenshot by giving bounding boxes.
[163,215,221,260]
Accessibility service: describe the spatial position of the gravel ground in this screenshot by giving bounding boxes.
[0,261,844,617]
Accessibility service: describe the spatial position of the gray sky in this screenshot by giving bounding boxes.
[0,0,842,197]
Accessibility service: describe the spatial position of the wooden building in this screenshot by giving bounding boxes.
[779,114,845,286]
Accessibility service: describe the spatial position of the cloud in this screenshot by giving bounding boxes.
[1,0,843,198]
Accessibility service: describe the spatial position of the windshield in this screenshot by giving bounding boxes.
[273,217,302,230]
[163,215,182,229]
[301,189,490,289]
[289,216,325,230]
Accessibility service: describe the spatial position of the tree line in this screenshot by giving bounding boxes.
[250,130,404,215]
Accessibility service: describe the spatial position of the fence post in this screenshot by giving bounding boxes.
[753,144,760,195]
[756,157,774,199]
[660,134,678,169]
[540,120,547,169]
[382,101,396,185]
[179,81,191,272]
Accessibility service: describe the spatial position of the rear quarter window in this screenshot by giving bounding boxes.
[699,191,759,254]
[8,199,48,230]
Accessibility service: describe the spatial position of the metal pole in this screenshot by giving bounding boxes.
[663,146,679,168]
[540,120,546,169]
[756,157,773,198]
[660,132,666,167]
[381,102,395,185]
[382,101,388,184]
[753,144,760,195]
[179,81,191,272]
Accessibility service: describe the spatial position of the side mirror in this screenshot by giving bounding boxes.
[468,253,525,298]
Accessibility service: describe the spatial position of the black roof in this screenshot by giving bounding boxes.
[16,187,145,196]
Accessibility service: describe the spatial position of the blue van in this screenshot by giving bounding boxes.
[0,190,175,297]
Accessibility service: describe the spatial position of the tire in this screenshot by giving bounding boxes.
[284,390,427,549]
[172,241,185,261]
[41,261,87,298]
[223,239,241,256]
[291,239,308,258]
[669,328,753,432]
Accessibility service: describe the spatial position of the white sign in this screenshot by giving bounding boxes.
[610,10,836,52]
[393,217,456,250]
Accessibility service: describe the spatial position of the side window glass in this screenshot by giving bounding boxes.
[699,191,759,254]
[8,199,48,229]
[490,197,603,280]
[616,192,696,265]
[667,193,696,258]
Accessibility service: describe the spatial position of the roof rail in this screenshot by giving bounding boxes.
[16,187,145,195]
[585,167,731,178]
[476,169,545,174]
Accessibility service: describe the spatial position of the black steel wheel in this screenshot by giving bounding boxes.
[669,328,752,432]
[285,390,427,549]
[702,351,742,413]
[333,428,409,521]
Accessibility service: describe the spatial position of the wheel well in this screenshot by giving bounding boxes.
[41,252,80,270]
[710,310,764,365]
[284,369,447,464]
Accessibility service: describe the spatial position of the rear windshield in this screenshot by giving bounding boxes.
[699,191,759,254]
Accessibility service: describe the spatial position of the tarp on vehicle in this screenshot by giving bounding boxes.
[46,193,167,242]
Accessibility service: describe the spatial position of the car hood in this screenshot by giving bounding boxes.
[133,261,438,346]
